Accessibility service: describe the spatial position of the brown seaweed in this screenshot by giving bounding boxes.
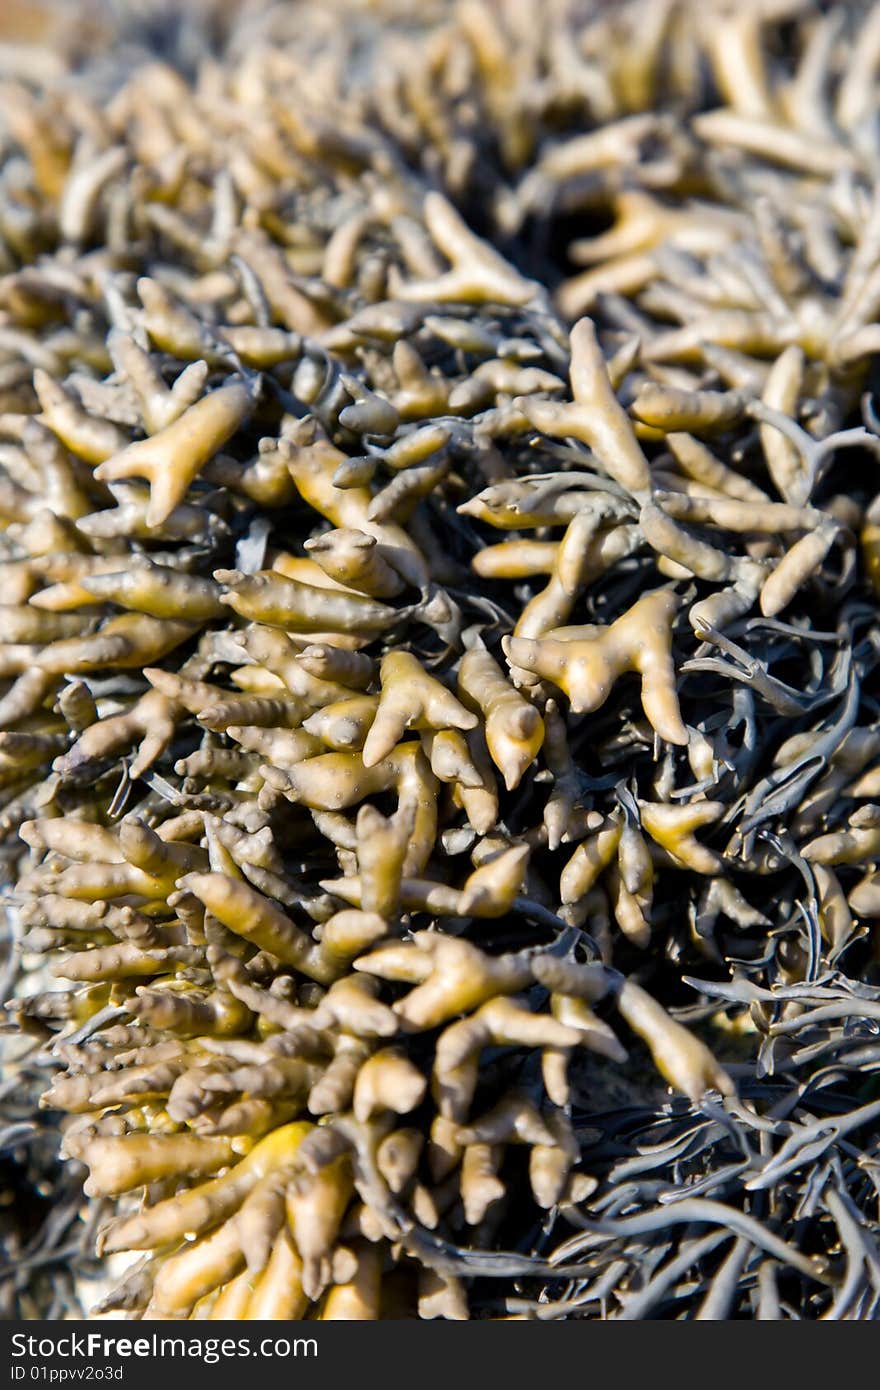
[2,0,880,1322]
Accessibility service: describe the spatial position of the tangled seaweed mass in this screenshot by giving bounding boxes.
[5,0,880,1321]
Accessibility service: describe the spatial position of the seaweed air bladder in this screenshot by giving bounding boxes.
[3,0,880,1321]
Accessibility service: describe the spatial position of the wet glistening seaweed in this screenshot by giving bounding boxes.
[1,0,880,1320]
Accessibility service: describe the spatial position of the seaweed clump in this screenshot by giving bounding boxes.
[2,0,880,1319]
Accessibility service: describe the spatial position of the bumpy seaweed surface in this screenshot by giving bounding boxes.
[3,0,880,1320]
